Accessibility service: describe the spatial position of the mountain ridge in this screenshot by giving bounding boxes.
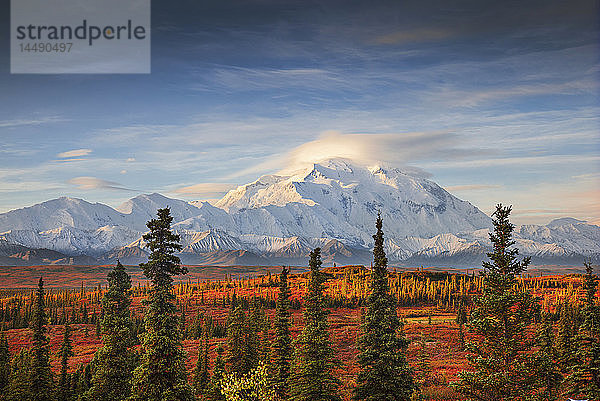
[0,159,598,266]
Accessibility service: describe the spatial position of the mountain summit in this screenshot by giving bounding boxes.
[0,159,598,266]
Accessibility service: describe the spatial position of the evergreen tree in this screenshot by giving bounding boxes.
[88,261,135,400]
[57,323,74,401]
[454,204,539,401]
[129,208,193,401]
[556,301,579,379]
[259,311,271,365]
[226,305,248,375]
[456,301,468,349]
[563,261,600,398]
[206,344,226,401]
[271,266,293,400]
[7,348,31,401]
[354,214,415,401]
[30,277,54,401]
[244,306,261,372]
[0,331,10,394]
[532,314,561,401]
[289,248,340,401]
[193,320,210,396]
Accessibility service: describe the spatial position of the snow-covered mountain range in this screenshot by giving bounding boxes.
[0,159,598,266]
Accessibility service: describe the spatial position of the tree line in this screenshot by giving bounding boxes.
[0,204,598,400]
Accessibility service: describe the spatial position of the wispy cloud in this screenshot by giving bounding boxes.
[68,176,134,191]
[423,154,600,169]
[224,129,460,179]
[374,28,456,45]
[193,67,347,92]
[57,149,92,158]
[444,184,501,192]
[278,130,464,174]
[171,182,235,197]
[0,116,67,128]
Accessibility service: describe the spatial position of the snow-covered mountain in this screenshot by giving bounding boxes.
[0,159,598,266]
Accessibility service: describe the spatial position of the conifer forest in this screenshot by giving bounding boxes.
[0,205,598,401]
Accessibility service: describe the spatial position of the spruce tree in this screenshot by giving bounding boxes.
[88,261,135,400]
[244,305,261,372]
[456,301,468,350]
[129,208,193,401]
[30,277,54,401]
[0,330,9,394]
[271,266,293,400]
[193,320,210,396]
[354,214,415,401]
[454,204,539,400]
[206,344,226,401]
[289,248,341,401]
[532,313,561,401]
[57,323,74,401]
[226,305,248,375]
[556,300,579,379]
[564,261,600,398]
[7,348,32,401]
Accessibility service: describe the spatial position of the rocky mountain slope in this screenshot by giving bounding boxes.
[0,159,598,266]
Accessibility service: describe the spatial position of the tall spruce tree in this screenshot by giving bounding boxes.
[193,320,210,396]
[271,266,293,400]
[454,204,539,401]
[289,248,341,401]
[244,305,261,372]
[532,313,561,401]
[129,208,193,401]
[88,261,135,400]
[30,277,54,401]
[354,214,415,401]
[556,300,579,380]
[564,261,600,399]
[226,305,248,375]
[7,348,32,401]
[206,344,226,401]
[0,330,9,394]
[57,322,74,401]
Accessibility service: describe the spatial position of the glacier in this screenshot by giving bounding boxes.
[0,158,598,266]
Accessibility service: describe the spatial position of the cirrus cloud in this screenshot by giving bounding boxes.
[172,183,235,197]
[68,176,133,191]
[57,149,92,158]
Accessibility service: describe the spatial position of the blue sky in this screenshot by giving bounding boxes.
[0,0,598,225]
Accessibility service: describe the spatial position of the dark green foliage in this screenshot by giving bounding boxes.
[354,214,415,401]
[57,323,73,401]
[0,331,9,393]
[88,261,136,400]
[563,261,600,399]
[259,311,271,365]
[129,208,193,401]
[7,348,32,401]
[245,305,262,371]
[226,305,255,375]
[289,248,341,401]
[455,204,539,401]
[193,320,210,396]
[73,363,93,400]
[532,314,561,401]
[556,301,581,376]
[271,266,293,400]
[30,277,54,401]
[206,344,226,401]
[456,301,468,348]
